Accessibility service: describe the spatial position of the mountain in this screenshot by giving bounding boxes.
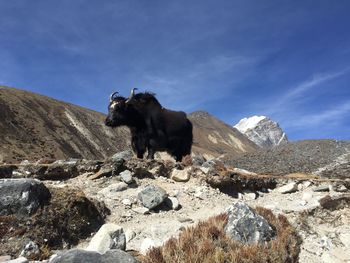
[0,86,130,163]
[188,111,259,159]
[234,116,288,148]
[0,87,258,163]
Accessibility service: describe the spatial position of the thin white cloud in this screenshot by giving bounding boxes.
[139,55,257,111]
[289,101,350,128]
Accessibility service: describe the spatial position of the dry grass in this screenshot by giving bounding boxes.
[141,207,301,263]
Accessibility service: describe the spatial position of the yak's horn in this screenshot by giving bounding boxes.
[126,88,138,103]
[109,91,119,103]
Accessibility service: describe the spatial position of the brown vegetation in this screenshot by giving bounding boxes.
[0,188,109,259]
[141,207,301,263]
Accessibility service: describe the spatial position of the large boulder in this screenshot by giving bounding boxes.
[224,202,276,244]
[138,185,168,209]
[0,178,51,216]
[51,249,137,263]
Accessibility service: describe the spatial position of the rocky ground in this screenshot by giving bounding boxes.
[1,151,350,262]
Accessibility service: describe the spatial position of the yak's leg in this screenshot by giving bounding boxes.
[146,146,155,159]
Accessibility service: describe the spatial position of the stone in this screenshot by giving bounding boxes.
[140,238,157,255]
[164,196,180,210]
[224,201,276,244]
[242,190,257,200]
[313,185,330,192]
[112,150,134,162]
[39,161,79,180]
[20,241,40,258]
[302,191,313,202]
[170,167,191,182]
[276,182,298,194]
[51,249,137,263]
[339,232,350,248]
[86,223,126,253]
[138,185,168,209]
[0,178,51,216]
[335,184,347,192]
[120,170,133,184]
[5,257,29,263]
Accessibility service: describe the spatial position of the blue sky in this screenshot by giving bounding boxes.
[0,1,349,141]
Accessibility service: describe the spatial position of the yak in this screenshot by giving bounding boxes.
[105,89,193,162]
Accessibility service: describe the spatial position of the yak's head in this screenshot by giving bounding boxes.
[105,92,129,127]
[105,91,145,128]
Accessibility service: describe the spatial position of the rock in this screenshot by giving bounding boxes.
[120,170,133,184]
[5,257,29,263]
[37,161,79,180]
[112,150,134,162]
[170,167,191,182]
[224,201,276,244]
[232,168,257,176]
[313,185,330,192]
[334,184,347,192]
[125,230,136,243]
[0,178,51,216]
[138,184,168,209]
[164,196,180,210]
[19,241,40,258]
[51,249,137,263]
[140,238,157,255]
[276,182,298,194]
[0,165,17,179]
[86,223,126,253]
[99,182,128,197]
[242,190,257,200]
[132,207,150,214]
[339,232,350,248]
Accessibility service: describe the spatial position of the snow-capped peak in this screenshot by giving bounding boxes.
[234,115,267,133]
[233,116,288,148]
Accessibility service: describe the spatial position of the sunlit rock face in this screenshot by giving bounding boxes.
[234,116,288,148]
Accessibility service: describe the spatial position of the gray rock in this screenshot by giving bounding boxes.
[112,150,134,162]
[20,241,40,258]
[0,178,51,216]
[51,249,137,263]
[138,185,168,209]
[276,182,298,194]
[313,185,330,192]
[334,184,347,192]
[120,170,133,184]
[125,230,137,243]
[86,223,126,253]
[225,201,276,244]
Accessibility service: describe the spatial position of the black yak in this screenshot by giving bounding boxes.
[105,90,193,161]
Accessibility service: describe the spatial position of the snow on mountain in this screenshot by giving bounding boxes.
[234,116,288,148]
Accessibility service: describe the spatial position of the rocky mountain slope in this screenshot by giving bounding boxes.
[0,86,130,163]
[188,111,259,159]
[234,116,288,148]
[0,87,258,163]
[223,139,350,178]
